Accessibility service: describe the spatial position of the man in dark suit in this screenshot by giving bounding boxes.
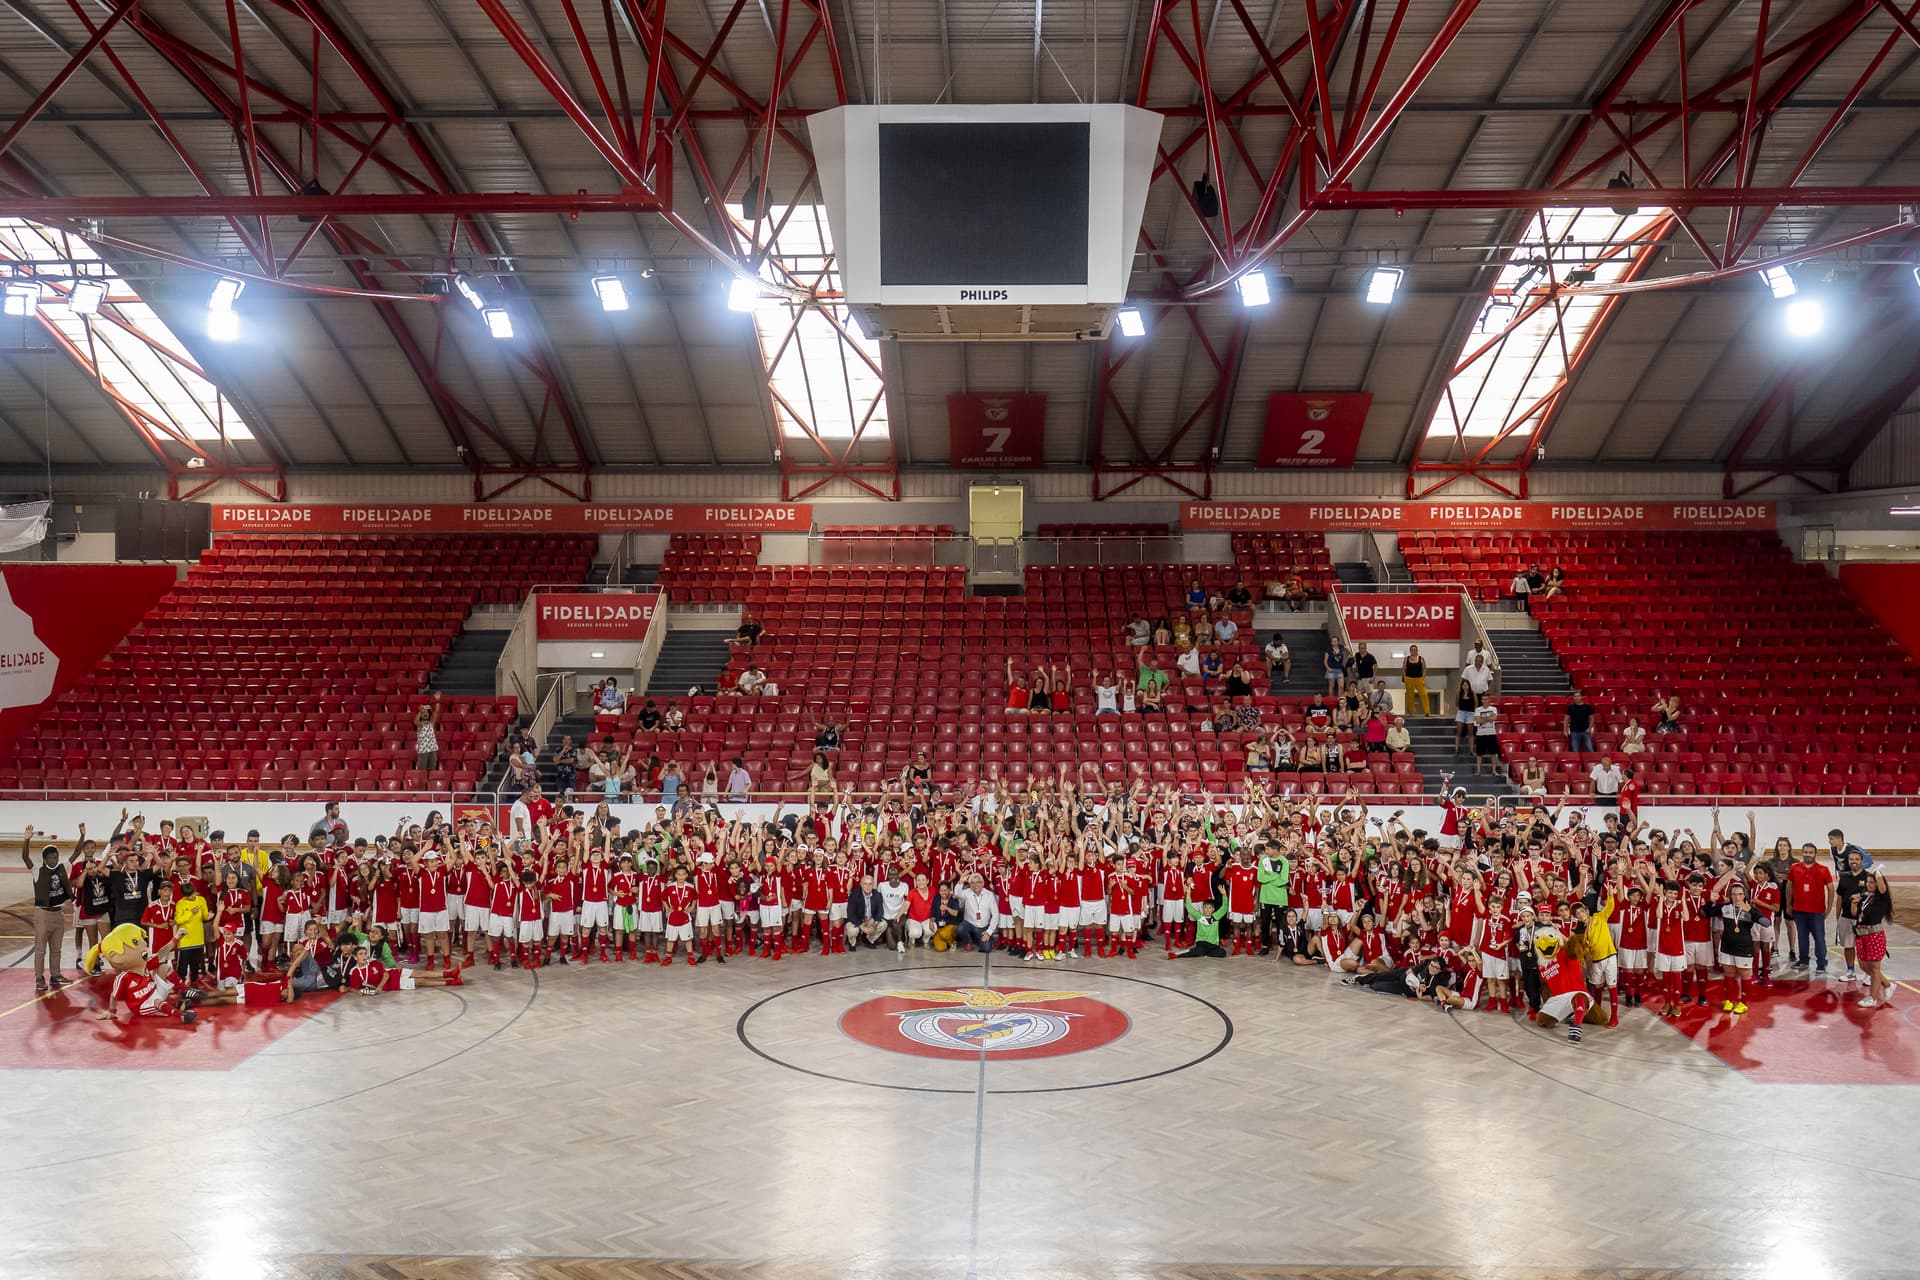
[845,874,892,950]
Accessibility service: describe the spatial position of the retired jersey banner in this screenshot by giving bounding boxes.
[534,591,660,641]
[948,393,1046,469]
[210,503,812,534]
[0,564,177,753]
[1182,500,1775,532]
[1258,393,1370,468]
[1337,591,1462,640]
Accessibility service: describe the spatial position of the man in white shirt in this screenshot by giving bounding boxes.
[1462,652,1496,699]
[1589,756,1624,807]
[877,869,910,954]
[1176,644,1202,677]
[957,874,999,952]
[1262,636,1290,679]
[1093,670,1121,716]
[1214,615,1239,644]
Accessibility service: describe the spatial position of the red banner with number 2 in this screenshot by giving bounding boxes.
[948,393,1046,469]
[1258,392,1371,467]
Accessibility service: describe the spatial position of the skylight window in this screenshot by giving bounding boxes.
[1425,206,1667,440]
[0,219,253,442]
[727,202,888,444]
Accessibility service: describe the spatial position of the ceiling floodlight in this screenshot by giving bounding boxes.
[482,306,514,339]
[3,281,39,317]
[727,274,761,313]
[454,273,487,311]
[1783,297,1824,337]
[209,277,244,311]
[591,275,629,312]
[1760,265,1797,299]
[1236,271,1272,309]
[68,279,107,315]
[1363,265,1404,306]
[1115,307,1146,337]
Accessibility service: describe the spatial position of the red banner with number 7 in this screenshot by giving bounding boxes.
[948,393,1046,469]
[1258,392,1371,467]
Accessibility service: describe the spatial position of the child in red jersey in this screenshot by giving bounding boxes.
[459,855,492,965]
[661,866,698,966]
[1652,881,1691,1017]
[485,858,517,970]
[638,858,666,962]
[513,869,546,969]
[579,847,613,962]
[348,944,465,992]
[1221,849,1261,955]
[755,855,789,959]
[416,851,453,971]
[610,853,640,961]
[1614,882,1652,1008]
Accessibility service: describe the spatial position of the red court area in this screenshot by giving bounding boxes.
[0,970,336,1071]
[1663,980,1920,1085]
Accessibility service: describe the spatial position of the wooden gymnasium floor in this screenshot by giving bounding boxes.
[6,869,1920,1280]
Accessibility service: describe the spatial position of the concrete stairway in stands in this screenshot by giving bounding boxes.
[480,712,601,800]
[647,629,734,697]
[623,564,660,586]
[1260,625,1331,696]
[1334,561,1376,586]
[427,628,509,695]
[1492,623,1573,697]
[1402,712,1503,802]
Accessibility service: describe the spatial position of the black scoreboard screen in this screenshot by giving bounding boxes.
[877,122,1090,289]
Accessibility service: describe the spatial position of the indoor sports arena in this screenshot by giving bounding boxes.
[5,2,1920,1278]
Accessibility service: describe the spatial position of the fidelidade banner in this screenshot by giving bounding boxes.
[210,503,813,534]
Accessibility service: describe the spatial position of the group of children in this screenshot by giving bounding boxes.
[27,778,1892,1045]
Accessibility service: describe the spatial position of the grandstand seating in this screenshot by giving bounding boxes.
[0,533,594,799]
[1035,522,1172,539]
[1403,531,1920,798]
[1231,532,1338,598]
[609,529,1422,799]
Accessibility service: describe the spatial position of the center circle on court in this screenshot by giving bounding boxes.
[839,987,1130,1060]
[738,965,1233,1093]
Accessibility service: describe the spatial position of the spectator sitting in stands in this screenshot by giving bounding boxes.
[727,613,764,649]
[1263,635,1291,679]
[791,752,837,802]
[1306,692,1333,730]
[661,700,685,732]
[1214,613,1240,645]
[1521,755,1547,797]
[1028,665,1056,713]
[1005,658,1031,713]
[635,700,662,731]
[1227,580,1254,609]
[1541,566,1565,598]
[1338,684,1365,731]
[1284,576,1307,611]
[1126,614,1151,647]
[813,715,842,752]
[1299,736,1326,772]
[1175,641,1202,680]
[1620,718,1647,755]
[1223,661,1253,700]
[1093,668,1122,716]
[1236,699,1261,731]
[1136,656,1168,712]
[1194,612,1215,645]
[1651,691,1682,734]
[735,664,767,697]
[1199,647,1225,687]
[1208,693,1236,736]
[1151,616,1173,646]
[1185,579,1208,611]
[1207,586,1227,613]
[1342,735,1369,775]
[1270,727,1297,769]
[1244,735,1269,771]
[1172,614,1194,647]
[1385,716,1411,753]
[594,678,626,714]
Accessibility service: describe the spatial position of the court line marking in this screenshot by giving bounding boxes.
[964,945,991,1280]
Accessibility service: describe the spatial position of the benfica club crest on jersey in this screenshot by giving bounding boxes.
[838,987,1129,1061]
